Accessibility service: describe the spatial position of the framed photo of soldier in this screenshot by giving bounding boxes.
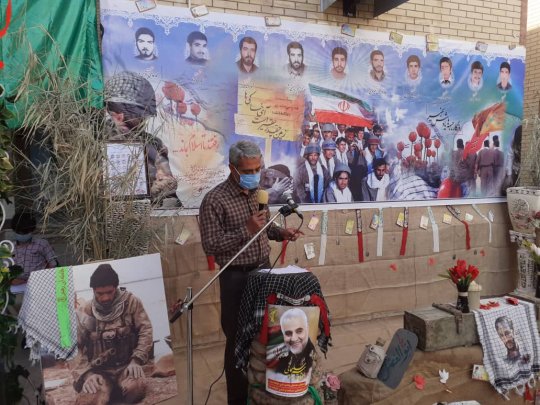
[41,253,178,405]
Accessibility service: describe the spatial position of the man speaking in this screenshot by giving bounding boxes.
[199,140,302,404]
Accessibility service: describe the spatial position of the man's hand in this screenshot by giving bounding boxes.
[82,374,104,394]
[122,359,145,379]
[246,211,267,235]
[270,177,292,196]
[281,227,304,242]
[11,278,26,286]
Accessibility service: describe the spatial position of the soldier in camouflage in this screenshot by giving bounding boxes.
[72,264,153,405]
[105,71,180,207]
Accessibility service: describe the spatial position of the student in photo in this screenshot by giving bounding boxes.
[439,56,453,87]
[135,27,157,61]
[405,54,421,85]
[285,41,306,77]
[330,47,348,80]
[185,31,209,66]
[468,61,484,92]
[237,36,258,74]
[324,163,353,203]
[497,61,512,91]
[370,50,386,82]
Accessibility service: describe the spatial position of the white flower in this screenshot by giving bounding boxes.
[439,369,449,384]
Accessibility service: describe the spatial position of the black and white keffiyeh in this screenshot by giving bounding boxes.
[234,269,331,371]
[17,267,77,362]
[474,297,540,398]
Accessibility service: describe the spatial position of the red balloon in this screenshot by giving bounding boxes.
[162,82,185,102]
[190,103,201,116]
[414,143,423,152]
[437,178,462,198]
[416,122,431,138]
[434,139,442,149]
[431,149,437,157]
[406,155,415,164]
[408,131,417,143]
[425,138,432,148]
[414,150,422,158]
[177,102,188,115]
[397,141,405,152]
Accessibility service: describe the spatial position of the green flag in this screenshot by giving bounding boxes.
[0,0,103,127]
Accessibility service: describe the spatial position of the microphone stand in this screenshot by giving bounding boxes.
[170,203,298,405]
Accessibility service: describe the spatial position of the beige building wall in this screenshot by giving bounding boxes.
[159,0,522,43]
[522,1,540,185]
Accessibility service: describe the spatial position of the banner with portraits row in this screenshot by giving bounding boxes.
[100,0,525,208]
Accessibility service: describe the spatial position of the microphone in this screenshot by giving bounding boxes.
[281,192,303,219]
[258,189,269,211]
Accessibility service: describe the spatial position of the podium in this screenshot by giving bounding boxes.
[235,266,331,403]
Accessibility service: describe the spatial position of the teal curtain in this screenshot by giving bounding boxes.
[0,0,103,127]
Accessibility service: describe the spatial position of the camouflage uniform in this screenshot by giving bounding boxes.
[72,289,153,405]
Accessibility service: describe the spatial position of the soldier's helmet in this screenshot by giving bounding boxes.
[105,71,157,117]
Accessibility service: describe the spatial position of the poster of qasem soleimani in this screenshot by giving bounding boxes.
[41,254,178,405]
[101,0,525,208]
[265,305,320,397]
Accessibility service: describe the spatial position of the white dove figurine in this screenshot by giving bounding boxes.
[439,369,449,384]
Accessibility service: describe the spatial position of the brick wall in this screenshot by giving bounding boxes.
[159,0,522,44]
[521,2,540,186]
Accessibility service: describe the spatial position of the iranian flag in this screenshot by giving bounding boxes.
[308,84,374,128]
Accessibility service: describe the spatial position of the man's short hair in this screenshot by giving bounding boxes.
[229,140,261,166]
[187,31,207,45]
[332,47,347,60]
[471,61,484,72]
[239,36,257,52]
[135,27,154,41]
[373,158,387,169]
[370,50,384,61]
[90,264,119,289]
[336,136,347,144]
[500,61,511,72]
[439,56,452,69]
[287,41,303,56]
[12,210,37,234]
[456,138,464,149]
[484,140,490,147]
[406,54,420,68]
[280,308,308,331]
[495,316,513,331]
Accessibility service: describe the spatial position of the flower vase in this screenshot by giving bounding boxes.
[456,286,470,313]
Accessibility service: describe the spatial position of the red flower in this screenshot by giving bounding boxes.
[416,122,431,138]
[443,259,479,289]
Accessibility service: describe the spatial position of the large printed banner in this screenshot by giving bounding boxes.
[101,0,525,208]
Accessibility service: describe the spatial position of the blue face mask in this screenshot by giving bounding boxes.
[15,233,32,243]
[234,166,261,190]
